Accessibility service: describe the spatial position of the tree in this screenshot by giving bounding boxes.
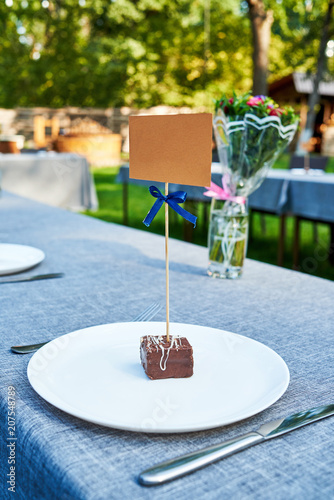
[244,0,334,99]
[246,0,273,95]
[0,0,333,110]
[297,0,334,154]
[0,0,253,108]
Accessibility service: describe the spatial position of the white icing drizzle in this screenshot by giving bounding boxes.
[146,335,183,371]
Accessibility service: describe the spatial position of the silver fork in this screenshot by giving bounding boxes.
[11,302,162,354]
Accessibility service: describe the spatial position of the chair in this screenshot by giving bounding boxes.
[33,115,59,149]
[289,155,328,171]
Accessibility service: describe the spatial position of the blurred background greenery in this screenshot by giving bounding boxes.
[1,0,333,110]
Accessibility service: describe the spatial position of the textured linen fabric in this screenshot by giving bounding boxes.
[0,191,334,500]
[0,153,98,211]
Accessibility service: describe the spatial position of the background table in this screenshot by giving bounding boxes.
[117,163,334,217]
[249,169,334,266]
[117,164,334,266]
[1,191,333,499]
[250,169,334,220]
[0,153,98,211]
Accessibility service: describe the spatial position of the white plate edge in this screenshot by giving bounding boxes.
[27,322,290,433]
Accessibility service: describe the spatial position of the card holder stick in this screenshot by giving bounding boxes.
[165,182,170,343]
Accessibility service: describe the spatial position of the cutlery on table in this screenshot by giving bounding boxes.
[11,301,162,354]
[0,272,64,285]
[139,403,334,486]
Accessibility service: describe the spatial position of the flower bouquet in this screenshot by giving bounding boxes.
[207,93,299,279]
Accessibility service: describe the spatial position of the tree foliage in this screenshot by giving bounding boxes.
[0,0,333,109]
[269,0,334,78]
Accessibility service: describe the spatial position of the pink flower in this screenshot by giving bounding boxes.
[223,98,234,114]
[269,108,284,117]
[246,96,264,106]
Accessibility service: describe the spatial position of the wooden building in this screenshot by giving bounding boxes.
[269,72,334,153]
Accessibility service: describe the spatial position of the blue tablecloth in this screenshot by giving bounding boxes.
[250,169,334,221]
[117,164,334,222]
[1,192,334,499]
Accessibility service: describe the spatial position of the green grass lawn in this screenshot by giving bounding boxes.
[84,156,334,282]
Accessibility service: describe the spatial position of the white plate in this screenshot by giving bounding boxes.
[0,244,45,275]
[27,322,289,433]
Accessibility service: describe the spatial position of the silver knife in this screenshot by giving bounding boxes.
[139,404,334,486]
[0,273,64,284]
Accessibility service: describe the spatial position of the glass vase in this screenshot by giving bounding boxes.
[207,199,248,279]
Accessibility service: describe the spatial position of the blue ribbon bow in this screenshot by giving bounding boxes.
[143,186,197,228]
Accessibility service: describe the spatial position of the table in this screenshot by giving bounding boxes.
[117,165,334,266]
[249,169,334,267]
[250,169,334,220]
[117,164,334,217]
[1,191,333,499]
[0,153,98,211]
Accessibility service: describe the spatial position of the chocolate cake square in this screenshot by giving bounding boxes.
[140,335,193,380]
